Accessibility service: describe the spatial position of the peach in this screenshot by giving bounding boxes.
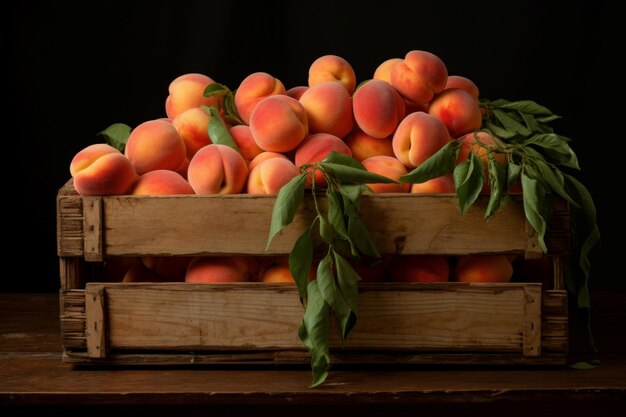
[345,128,395,162]
[390,255,450,283]
[247,151,290,171]
[187,144,249,194]
[294,133,352,188]
[229,125,263,163]
[70,143,137,196]
[175,158,190,179]
[392,112,451,168]
[246,157,300,194]
[286,86,308,100]
[165,73,219,119]
[428,88,482,139]
[373,58,403,83]
[142,256,193,279]
[130,170,194,195]
[444,75,480,100]
[361,155,410,193]
[299,81,355,138]
[171,107,212,159]
[123,262,170,283]
[456,131,507,166]
[125,119,187,175]
[99,257,142,282]
[185,256,249,283]
[390,50,448,105]
[249,95,309,153]
[454,255,513,283]
[410,173,456,194]
[352,79,405,139]
[260,264,296,283]
[308,54,357,95]
[350,254,394,282]
[234,72,286,125]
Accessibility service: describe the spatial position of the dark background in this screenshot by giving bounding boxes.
[9,1,620,292]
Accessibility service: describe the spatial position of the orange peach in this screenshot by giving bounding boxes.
[185,256,249,283]
[229,125,263,163]
[308,54,357,95]
[456,131,507,166]
[391,50,448,105]
[428,88,482,139]
[299,81,355,138]
[125,119,187,175]
[373,58,403,83]
[187,144,249,194]
[249,95,309,153]
[392,112,451,168]
[175,158,190,179]
[345,128,395,162]
[361,155,410,193]
[171,107,212,159]
[70,143,137,196]
[99,257,142,282]
[165,73,219,119]
[123,262,170,283]
[390,255,450,283]
[234,72,286,125]
[454,255,513,283]
[247,151,290,171]
[260,264,296,283]
[294,133,352,187]
[141,256,193,280]
[130,170,194,195]
[352,79,405,139]
[444,75,479,100]
[286,86,308,100]
[246,157,300,194]
[410,173,456,194]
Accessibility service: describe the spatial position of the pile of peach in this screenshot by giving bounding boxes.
[71,50,529,284]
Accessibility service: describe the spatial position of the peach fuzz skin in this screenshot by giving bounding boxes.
[373,58,403,84]
[361,155,410,193]
[234,72,286,125]
[70,143,137,196]
[410,173,456,194]
[229,125,263,163]
[249,95,309,153]
[444,75,480,100]
[246,157,300,194]
[130,170,194,195]
[390,255,450,283]
[345,128,394,162]
[454,255,513,283]
[187,144,249,194]
[185,256,249,283]
[428,88,482,139]
[299,81,355,139]
[308,55,357,95]
[165,73,218,119]
[353,79,405,139]
[171,107,212,159]
[456,131,507,166]
[391,50,448,105]
[247,151,289,171]
[294,133,352,188]
[125,119,187,175]
[392,112,451,168]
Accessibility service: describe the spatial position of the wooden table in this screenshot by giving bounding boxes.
[1,293,625,416]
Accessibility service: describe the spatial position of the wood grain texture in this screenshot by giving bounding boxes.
[85,286,106,358]
[82,197,103,262]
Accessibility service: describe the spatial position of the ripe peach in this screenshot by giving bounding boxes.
[286,86,308,100]
[229,125,263,163]
[249,95,309,153]
[353,79,405,139]
[410,173,456,194]
[390,255,450,283]
[185,256,250,283]
[428,88,482,139]
[125,119,187,175]
[308,54,357,95]
[130,170,194,195]
[345,128,394,162]
[444,75,480,100]
[247,151,290,171]
[391,50,448,105]
[187,144,249,194]
[392,112,451,168]
[247,157,300,194]
[171,107,212,159]
[165,73,218,119]
[373,58,403,83]
[294,133,352,187]
[454,255,513,283]
[361,155,410,193]
[299,81,355,138]
[456,131,507,166]
[234,72,286,125]
[70,143,137,196]
[260,264,296,283]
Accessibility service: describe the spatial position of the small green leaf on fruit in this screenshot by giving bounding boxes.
[267,173,308,249]
[98,123,132,153]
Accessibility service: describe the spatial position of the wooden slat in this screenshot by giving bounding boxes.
[83,196,103,261]
[522,285,541,356]
[85,285,107,358]
[542,290,569,353]
[56,182,84,257]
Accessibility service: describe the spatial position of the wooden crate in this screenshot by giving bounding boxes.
[57,180,570,365]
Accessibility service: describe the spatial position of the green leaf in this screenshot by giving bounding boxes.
[322,151,366,170]
[569,360,602,370]
[348,215,381,258]
[206,106,239,151]
[520,112,542,133]
[338,184,364,217]
[499,100,554,116]
[290,228,314,299]
[454,153,484,214]
[327,188,351,243]
[485,154,505,219]
[98,123,131,153]
[333,251,359,339]
[523,134,579,169]
[536,114,562,123]
[203,82,230,98]
[521,172,548,252]
[223,94,243,126]
[266,173,308,249]
[507,161,521,191]
[486,122,517,139]
[298,280,330,387]
[319,215,334,244]
[532,160,581,208]
[316,252,353,340]
[401,141,459,183]
[321,162,397,184]
[493,109,532,136]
